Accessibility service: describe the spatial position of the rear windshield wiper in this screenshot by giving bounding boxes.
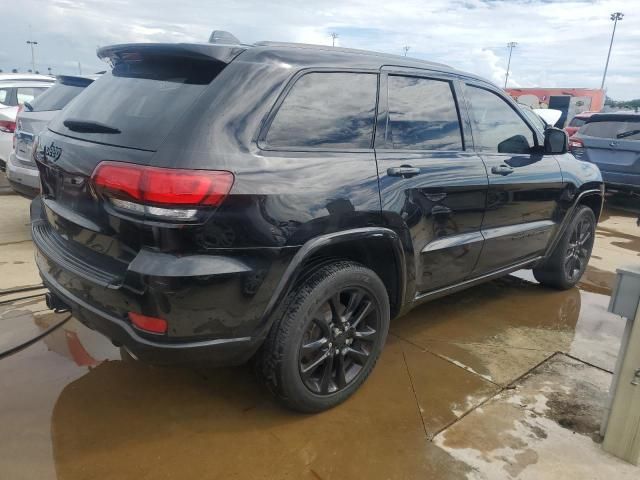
[23,101,34,112]
[63,119,121,134]
[617,129,640,139]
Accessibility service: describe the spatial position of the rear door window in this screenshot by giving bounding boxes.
[264,72,378,149]
[49,54,226,151]
[581,120,640,141]
[465,85,535,154]
[386,75,463,150]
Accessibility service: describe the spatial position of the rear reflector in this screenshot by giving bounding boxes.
[91,161,234,209]
[128,312,168,334]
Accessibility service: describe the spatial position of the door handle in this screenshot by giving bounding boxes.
[491,165,514,176]
[388,166,420,178]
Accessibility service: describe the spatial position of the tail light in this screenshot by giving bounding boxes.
[0,119,16,134]
[12,104,24,149]
[568,137,584,151]
[91,161,234,221]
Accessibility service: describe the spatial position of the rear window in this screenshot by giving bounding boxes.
[581,120,640,141]
[50,54,225,151]
[569,117,586,127]
[29,82,87,112]
[264,72,378,149]
[17,87,48,105]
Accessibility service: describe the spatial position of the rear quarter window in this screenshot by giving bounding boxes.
[264,72,378,150]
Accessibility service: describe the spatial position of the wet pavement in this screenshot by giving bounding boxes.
[0,184,639,479]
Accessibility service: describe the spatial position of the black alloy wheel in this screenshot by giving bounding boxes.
[298,288,380,395]
[564,215,594,283]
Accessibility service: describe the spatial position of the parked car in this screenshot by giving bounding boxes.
[570,112,640,194]
[565,111,596,137]
[33,40,603,412]
[0,74,54,170]
[7,75,98,198]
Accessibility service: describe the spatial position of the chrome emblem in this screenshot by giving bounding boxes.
[43,142,62,162]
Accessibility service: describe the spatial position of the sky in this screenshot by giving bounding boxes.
[2,0,638,100]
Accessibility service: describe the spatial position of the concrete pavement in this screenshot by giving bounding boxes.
[0,179,638,479]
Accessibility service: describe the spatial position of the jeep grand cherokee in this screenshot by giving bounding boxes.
[32,40,603,412]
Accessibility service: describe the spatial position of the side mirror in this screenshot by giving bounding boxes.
[544,127,568,154]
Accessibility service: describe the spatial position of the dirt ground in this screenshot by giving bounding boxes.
[0,182,639,479]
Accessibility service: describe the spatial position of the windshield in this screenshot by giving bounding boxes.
[581,119,640,141]
[49,54,226,150]
[520,107,547,132]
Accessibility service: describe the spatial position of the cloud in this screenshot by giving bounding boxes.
[3,0,638,99]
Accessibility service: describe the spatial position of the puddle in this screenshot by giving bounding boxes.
[0,203,636,479]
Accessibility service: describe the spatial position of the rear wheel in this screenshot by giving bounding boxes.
[260,261,390,413]
[533,206,596,289]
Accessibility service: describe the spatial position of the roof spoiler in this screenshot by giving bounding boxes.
[97,43,246,66]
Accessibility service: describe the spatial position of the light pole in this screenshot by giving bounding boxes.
[601,12,624,90]
[26,40,38,72]
[330,32,339,47]
[402,46,410,56]
[504,42,517,88]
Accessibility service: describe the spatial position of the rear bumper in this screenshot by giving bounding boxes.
[40,266,262,366]
[6,152,40,198]
[30,197,294,366]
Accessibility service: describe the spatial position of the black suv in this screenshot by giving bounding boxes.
[32,41,603,412]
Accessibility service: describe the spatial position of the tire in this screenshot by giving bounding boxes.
[259,261,390,413]
[533,206,596,290]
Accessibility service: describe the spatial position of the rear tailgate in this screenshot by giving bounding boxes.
[34,43,244,274]
[15,110,55,168]
[579,117,640,176]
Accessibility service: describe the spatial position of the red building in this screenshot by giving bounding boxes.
[505,88,605,127]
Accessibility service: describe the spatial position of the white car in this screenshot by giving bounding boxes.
[0,74,54,170]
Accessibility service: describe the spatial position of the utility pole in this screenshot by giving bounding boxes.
[402,46,410,56]
[330,32,339,47]
[601,12,624,90]
[26,40,38,73]
[504,42,517,88]
[78,62,82,75]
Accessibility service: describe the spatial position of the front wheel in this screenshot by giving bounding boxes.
[533,205,596,290]
[259,261,390,413]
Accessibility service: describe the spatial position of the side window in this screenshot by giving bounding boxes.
[387,76,463,150]
[0,88,10,105]
[265,72,378,149]
[465,85,535,154]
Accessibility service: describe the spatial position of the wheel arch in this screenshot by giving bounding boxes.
[261,228,407,330]
[544,187,603,259]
